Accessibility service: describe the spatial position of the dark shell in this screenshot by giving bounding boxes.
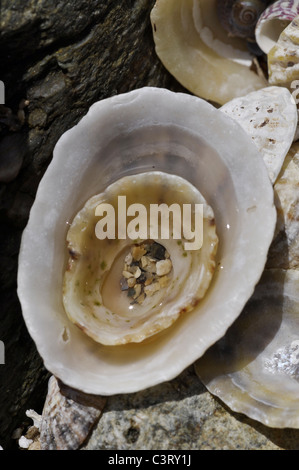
[217,0,271,39]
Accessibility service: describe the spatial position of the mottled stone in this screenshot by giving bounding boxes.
[83,366,298,450]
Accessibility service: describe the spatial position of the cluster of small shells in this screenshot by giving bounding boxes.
[121,241,172,305]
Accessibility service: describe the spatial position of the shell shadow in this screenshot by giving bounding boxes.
[105,364,206,413]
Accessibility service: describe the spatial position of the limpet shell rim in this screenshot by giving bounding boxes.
[17,87,276,395]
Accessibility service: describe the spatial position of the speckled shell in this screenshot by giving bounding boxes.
[255,0,299,53]
[151,0,267,105]
[17,87,276,395]
[267,15,299,88]
[220,86,298,183]
[195,142,299,429]
[40,376,106,450]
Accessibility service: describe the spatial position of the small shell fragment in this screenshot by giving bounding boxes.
[221,86,298,183]
[19,436,33,449]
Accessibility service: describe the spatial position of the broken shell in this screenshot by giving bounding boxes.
[267,142,299,270]
[151,0,267,105]
[17,87,276,394]
[255,0,299,53]
[195,269,299,429]
[221,86,298,183]
[40,376,106,450]
[267,15,299,89]
[217,0,269,40]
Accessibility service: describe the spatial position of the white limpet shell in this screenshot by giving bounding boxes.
[221,86,298,184]
[255,0,299,54]
[17,87,276,395]
[267,15,299,88]
[151,0,267,105]
[195,268,299,429]
[63,172,218,346]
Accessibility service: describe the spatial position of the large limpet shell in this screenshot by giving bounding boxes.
[151,0,267,105]
[17,87,276,395]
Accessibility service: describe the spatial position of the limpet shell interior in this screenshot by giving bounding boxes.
[63,171,218,346]
[17,87,276,395]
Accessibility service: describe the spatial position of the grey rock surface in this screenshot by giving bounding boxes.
[1,0,299,451]
[83,365,299,451]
